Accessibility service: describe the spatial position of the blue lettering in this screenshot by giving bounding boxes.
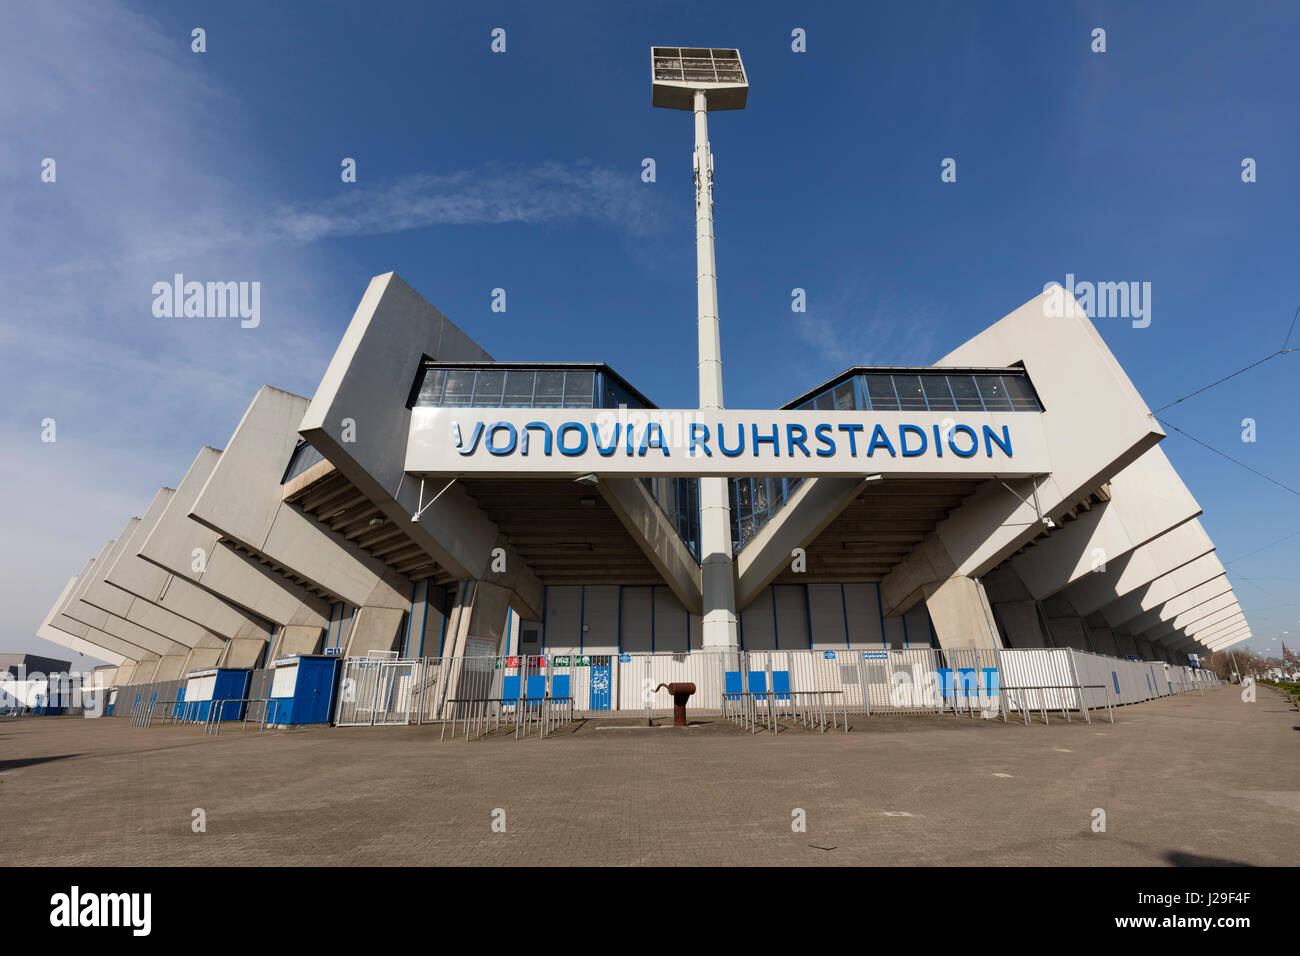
[837,423,864,455]
[484,422,517,456]
[983,424,1013,458]
[639,422,670,457]
[814,423,836,457]
[948,425,978,458]
[557,422,588,456]
[454,421,484,456]
[521,422,552,455]
[866,424,896,457]
[899,424,927,457]
[753,423,780,456]
[592,423,621,457]
[933,424,943,457]
[718,424,745,457]
[787,423,810,457]
[689,423,712,457]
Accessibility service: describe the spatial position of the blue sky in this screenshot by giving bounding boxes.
[3,0,1297,663]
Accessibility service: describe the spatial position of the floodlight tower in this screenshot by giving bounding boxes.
[652,47,748,650]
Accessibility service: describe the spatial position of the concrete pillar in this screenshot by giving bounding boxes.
[992,599,1049,647]
[922,576,1001,649]
[1089,624,1121,656]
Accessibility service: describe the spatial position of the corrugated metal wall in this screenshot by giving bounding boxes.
[537,582,932,652]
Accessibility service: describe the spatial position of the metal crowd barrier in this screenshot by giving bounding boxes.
[438,696,575,741]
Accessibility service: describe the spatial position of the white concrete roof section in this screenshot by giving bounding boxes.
[190,385,410,613]
[1056,519,1216,619]
[1006,445,1201,601]
[56,541,183,659]
[105,486,274,644]
[299,272,544,617]
[1098,551,1226,629]
[76,517,223,651]
[36,574,129,666]
[139,446,330,628]
[879,290,1165,616]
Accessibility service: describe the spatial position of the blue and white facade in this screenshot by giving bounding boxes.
[36,273,1249,718]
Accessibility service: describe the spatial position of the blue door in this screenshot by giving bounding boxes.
[589,657,611,710]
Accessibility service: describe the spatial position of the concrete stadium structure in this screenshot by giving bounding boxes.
[37,273,1249,714]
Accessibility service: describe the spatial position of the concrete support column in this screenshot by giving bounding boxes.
[922,576,1001,650]
[692,88,738,650]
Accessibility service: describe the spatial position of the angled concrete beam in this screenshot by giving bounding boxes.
[880,289,1164,617]
[299,273,540,607]
[734,476,869,611]
[140,447,330,628]
[58,541,186,658]
[598,477,702,613]
[1007,445,1201,601]
[1121,574,1233,636]
[107,486,274,645]
[76,518,221,651]
[1056,519,1215,619]
[37,576,129,665]
[1099,551,1224,629]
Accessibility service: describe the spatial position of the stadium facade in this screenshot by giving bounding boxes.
[36,272,1249,717]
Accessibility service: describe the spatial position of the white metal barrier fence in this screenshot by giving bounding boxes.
[329,644,1220,728]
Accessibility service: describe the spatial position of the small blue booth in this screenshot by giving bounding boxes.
[182,668,251,722]
[267,655,340,726]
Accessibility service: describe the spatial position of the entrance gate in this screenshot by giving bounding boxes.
[335,657,418,726]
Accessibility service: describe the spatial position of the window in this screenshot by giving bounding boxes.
[893,374,927,411]
[471,369,505,406]
[562,370,595,408]
[503,370,536,406]
[1001,373,1041,411]
[833,381,857,410]
[975,375,1012,411]
[920,374,957,411]
[414,368,445,406]
[864,375,900,411]
[533,371,565,407]
[442,370,476,406]
[947,374,984,411]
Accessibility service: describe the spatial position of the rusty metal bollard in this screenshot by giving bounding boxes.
[654,682,696,726]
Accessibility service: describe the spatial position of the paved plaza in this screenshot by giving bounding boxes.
[2,686,1295,866]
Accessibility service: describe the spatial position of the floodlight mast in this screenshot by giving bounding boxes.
[653,47,749,651]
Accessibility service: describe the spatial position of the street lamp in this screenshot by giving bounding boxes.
[653,46,749,650]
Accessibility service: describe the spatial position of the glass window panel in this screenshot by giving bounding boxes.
[740,516,755,545]
[893,374,927,411]
[442,370,475,406]
[736,479,753,515]
[471,369,505,406]
[947,375,984,411]
[833,381,857,410]
[919,374,957,411]
[503,370,536,406]
[975,375,1012,411]
[814,392,833,411]
[1001,373,1040,411]
[562,369,595,407]
[864,375,900,411]
[414,368,445,406]
[770,478,786,509]
[533,370,565,406]
[753,478,768,513]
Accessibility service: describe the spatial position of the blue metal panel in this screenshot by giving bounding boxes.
[589,663,611,710]
[772,671,790,701]
[268,656,340,724]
